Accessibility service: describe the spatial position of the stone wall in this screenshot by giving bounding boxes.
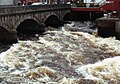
[0,0,13,5]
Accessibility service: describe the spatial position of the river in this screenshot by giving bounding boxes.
[0,21,119,84]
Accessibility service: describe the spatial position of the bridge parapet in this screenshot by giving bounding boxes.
[0,4,70,15]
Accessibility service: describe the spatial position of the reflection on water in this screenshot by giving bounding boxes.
[0,21,119,83]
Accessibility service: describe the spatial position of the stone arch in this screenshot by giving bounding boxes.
[16,18,46,34]
[62,11,71,19]
[44,13,63,27]
[43,13,59,23]
[0,21,11,31]
[0,22,17,43]
[62,11,73,21]
[15,16,40,29]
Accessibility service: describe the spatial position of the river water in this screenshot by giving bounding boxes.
[0,21,120,84]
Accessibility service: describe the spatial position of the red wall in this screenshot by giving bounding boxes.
[100,0,120,18]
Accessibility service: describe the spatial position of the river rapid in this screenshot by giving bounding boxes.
[0,21,120,84]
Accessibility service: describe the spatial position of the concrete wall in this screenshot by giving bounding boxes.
[0,0,13,5]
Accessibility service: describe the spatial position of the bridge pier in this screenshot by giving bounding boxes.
[9,29,18,43]
[97,17,120,38]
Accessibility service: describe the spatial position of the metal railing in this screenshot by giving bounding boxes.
[98,0,114,7]
[75,0,114,8]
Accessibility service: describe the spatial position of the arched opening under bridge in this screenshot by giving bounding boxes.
[17,19,46,34]
[0,26,17,43]
[44,15,64,28]
[16,19,46,40]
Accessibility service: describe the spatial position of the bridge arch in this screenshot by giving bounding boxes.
[44,14,64,28]
[0,26,9,41]
[43,13,59,23]
[0,21,12,31]
[0,25,17,43]
[63,12,73,21]
[15,16,40,29]
[0,21,17,43]
[62,11,71,19]
[16,19,46,35]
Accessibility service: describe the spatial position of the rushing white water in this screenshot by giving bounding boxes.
[0,22,120,83]
[76,56,120,84]
[79,32,120,54]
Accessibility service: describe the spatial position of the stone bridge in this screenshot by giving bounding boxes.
[0,4,70,43]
